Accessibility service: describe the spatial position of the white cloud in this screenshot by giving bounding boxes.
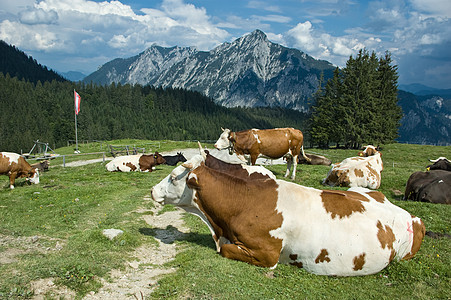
[409,0,451,18]
[18,7,58,25]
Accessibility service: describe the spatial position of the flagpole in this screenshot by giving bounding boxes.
[74,90,79,153]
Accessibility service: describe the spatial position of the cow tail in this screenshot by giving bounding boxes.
[301,145,311,162]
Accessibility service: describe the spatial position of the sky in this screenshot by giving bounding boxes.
[0,0,450,89]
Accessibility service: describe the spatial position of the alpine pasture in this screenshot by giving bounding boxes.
[0,140,449,299]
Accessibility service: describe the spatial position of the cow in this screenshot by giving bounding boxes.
[298,153,332,166]
[322,145,383,189]
[427,157,451,171]
[31,160,50,172]
[404,170,451,204]
[151,154,425,276]
[105,152,166,172]
[163,152,187,166]
[214,128,309,180]
[0,152,40,189]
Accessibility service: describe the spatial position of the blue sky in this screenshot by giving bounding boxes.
[0,0,450,88]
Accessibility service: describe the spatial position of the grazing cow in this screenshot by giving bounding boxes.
[323,145,383,189]
[163,152,187,166]
[404,170,451,204]
[214,128,309,180]
[151,154,425,276]
[427,157,451,171]
[31,160,50,172]
[298,153,332,166]
[0,152,40,189]
[105,152,166,172]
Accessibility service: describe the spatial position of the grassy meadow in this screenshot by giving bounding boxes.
[0,141,449,299]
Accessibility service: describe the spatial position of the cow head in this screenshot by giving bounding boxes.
[151,152,206,206]
[177,152,187,163]
[427,157,451,171]
[26,168,40,185]
[358,145,379,157]
[154,152,166,165]
[214,128,232,151]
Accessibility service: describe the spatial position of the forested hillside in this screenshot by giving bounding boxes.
[0,40,66,84]
[0,73,307,152]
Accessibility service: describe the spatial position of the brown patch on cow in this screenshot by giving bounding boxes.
[289,253,303,268]
[290,261,303,268]
[353,253,366,271]
[187,164,283,268]
[315,249,331,264]
[367,191,385,203]
[321,190,368,219]
[354,168,364,178]
[125,162,137,171]
[376,221,395,251]
[402,218,426,260]
[366,164,381,183]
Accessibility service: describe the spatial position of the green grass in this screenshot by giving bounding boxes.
[0,142,450,299]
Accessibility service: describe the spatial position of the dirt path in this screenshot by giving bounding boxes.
[82,198,189,299]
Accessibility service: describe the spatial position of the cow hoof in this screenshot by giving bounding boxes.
[10,185,14,189]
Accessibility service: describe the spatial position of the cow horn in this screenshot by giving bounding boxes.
[221,127,225,132]
[429,157,449,163]
[197,141,207,160]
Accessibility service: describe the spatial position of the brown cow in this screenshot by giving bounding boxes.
[214,128,309,180]
[151,154,425,276]
[298,153,332,165]
[105,152,166,172]
[0,152,40,189]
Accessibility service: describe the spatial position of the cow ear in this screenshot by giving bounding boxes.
[186,173,199,188]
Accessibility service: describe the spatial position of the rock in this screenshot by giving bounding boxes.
[103,229,124,240]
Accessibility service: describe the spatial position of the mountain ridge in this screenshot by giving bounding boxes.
[84,29,335,111]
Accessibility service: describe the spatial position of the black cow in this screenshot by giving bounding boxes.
[404,170,451,204]
[163,152,187,166]
[31,160,50,172]
[427,157,451,171]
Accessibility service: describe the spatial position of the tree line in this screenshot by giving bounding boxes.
[0,41,402,152]
[309,49,401,149]
[0,74,307,152]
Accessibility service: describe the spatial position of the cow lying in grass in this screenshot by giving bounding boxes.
[151,146,424,276]
[323,145,383,189]
[106,152,166,172]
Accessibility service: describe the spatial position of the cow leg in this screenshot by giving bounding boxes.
[284,155,292,178]
[9,172,17,189]
[220,243,277,268]
[250,154,259,166]
[291,154,298,180]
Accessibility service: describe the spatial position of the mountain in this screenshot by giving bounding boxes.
[0,40,66,84]
[398,90,451,145]
[84,30,335,111]
[399,83,451,98]
[61,71,86,82]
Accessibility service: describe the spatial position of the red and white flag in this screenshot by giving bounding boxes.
[74,90,81,115]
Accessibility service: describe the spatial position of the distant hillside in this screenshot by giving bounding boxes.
[0,40,67,84]
[61,71,86,82]
[398,90,451,145]
[84,30,335,111]
[399,83,451,98]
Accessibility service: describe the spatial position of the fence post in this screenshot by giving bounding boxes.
[103,152,105,164]
[63,155,66,167]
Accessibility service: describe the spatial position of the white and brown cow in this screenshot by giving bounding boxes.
[151,154,425,276]
[0,152,40,189]
[323,145,383,189]
[214,128,309,180]
[106,152,166,172]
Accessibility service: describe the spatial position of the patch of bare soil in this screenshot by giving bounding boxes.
[82,197,189,300]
